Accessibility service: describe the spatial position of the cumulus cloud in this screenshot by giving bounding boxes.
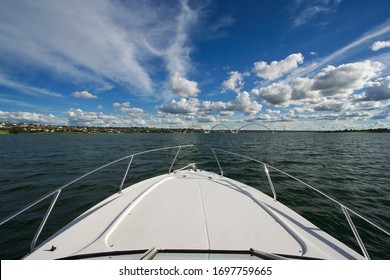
[71,90,98,99]
[252,60,384,106]
[197,115,217,123]
[312,61,384,96]
[159,92,262,117]
[233,91,263,115]
[158,98,200,114]
[290,77,316,100]
[113,102,131,108]
[371,41,390,51]
[357,76,390,101]
[221,71,244,93]
[313,99,350,112]
[112,101,147,119]
[252,53,304,80]
[119,107,147,118]
[66,109,117,127]
[65,108,147,127]
[252,83,292,106]
[170,72,200,97]
[0,110,65,125]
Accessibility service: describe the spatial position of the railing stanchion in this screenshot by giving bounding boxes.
[169,146,182,173]
[341,206,370,259]
[30,189,62,253]
[263,164,277,201]
[212,148,223,176]
[119,155,134,193]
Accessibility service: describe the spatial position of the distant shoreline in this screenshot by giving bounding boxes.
[1,122,389,134]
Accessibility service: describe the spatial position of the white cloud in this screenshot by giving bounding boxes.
[313,98,350,112]
[66,109,116,127]
[233,91,262,115]
[252,60,384,106]
[197,115,217,123]
[295,19,390,78]
[0,0,200,96]
[0,0,155,93]
[154,115,189,125]
[71,90,98,99]
[221,71,244,93]
[252,53,304,80]
[371,106,390,120]
[290,0,342,27]
[112,101,147,119]
[170,72,200,97]
[0,107,150,128]
[0,110,65,125]
[159,98,200,114]
[154,0,202,99]
[119,107,147,118]
[65,108,147,127]
[290,77,316,100]
[312,61,384,96]
[252,83,292,106]
[266,109,281,115]
[163,0,198,76]
[159,92,262,117]
[371,41,390,51]
[358,76,390,101]
[113,102,131,108]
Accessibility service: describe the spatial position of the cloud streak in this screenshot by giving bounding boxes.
[296,19,390,79]
[0,73,63,98]
[290,0,342,27]
[0,0,200,97]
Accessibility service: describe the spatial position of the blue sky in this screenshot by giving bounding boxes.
[0,0,390,130]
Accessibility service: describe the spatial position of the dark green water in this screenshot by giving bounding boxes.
[0,132,389,259]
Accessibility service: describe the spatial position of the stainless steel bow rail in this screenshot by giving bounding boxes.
[210,148,389,260]
[1,144,388,259]
[0,144,193,254]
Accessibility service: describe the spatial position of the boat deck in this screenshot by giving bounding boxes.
[25,169,363,260]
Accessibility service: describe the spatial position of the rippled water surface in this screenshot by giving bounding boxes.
[0,132,389,259]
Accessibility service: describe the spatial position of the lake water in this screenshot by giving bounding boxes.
[0,132,389,259]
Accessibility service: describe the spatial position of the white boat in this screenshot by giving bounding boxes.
[1,145,388,260]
